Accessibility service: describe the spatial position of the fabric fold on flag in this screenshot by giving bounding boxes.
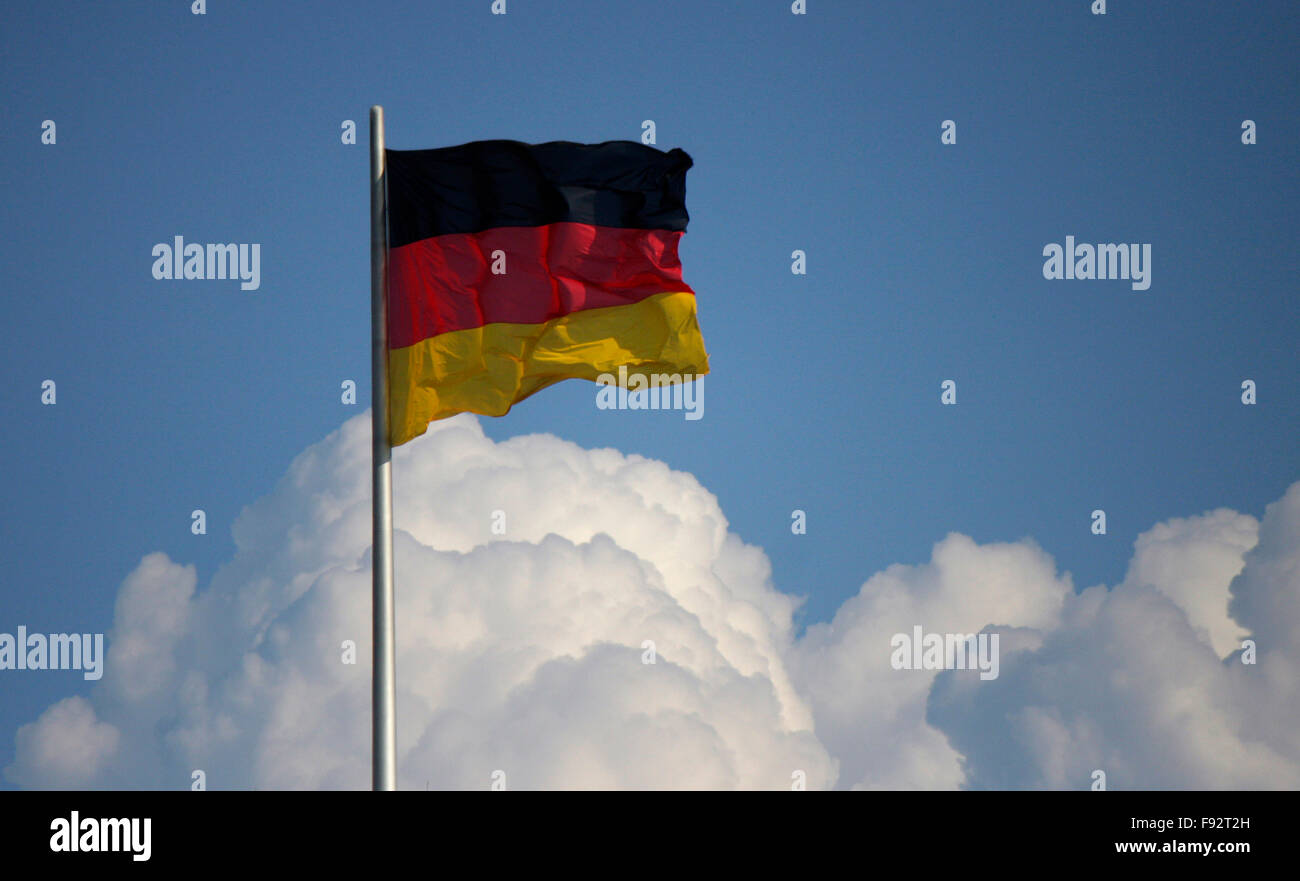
[384,139,709,446]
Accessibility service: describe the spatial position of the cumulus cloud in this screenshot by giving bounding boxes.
[6,414,1298,789]
[928,490,1299,790]
[788,534,1071,789]
[1117,508,1257,657]
[8,414,828,790]
[9,697,119,789]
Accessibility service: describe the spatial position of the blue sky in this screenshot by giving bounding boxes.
[1,1,1296,788]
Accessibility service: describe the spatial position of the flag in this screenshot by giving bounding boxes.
[383,139,709,445]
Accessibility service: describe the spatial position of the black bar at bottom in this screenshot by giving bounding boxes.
[0,791,1288,868]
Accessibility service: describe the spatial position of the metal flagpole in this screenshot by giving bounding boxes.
[369,105,397,791]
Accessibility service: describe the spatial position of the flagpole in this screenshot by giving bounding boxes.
[369,104,397,791]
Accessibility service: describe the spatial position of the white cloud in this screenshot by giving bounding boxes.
[1117,508,1258,657]
[8,415,829,790]
[927,486,1300,789]
[10,697,119,789]
[7,414,1298,789]
[788,534,1071,789]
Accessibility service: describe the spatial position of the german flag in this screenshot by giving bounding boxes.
[384,139,709,446]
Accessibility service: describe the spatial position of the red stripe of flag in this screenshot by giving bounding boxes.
[387,222,693,348]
